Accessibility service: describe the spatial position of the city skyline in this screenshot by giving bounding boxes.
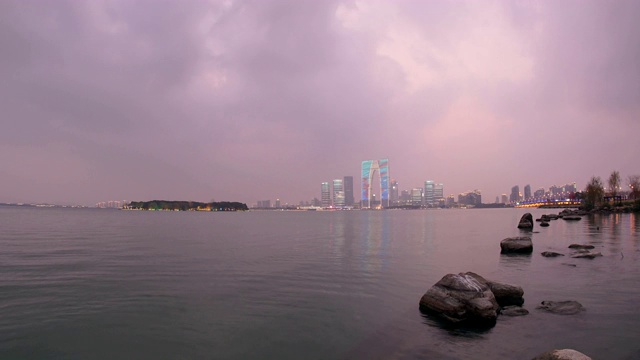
[2,1,639,206]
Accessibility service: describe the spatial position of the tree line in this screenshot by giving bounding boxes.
[128,200,249,211]
[582,171,640,211]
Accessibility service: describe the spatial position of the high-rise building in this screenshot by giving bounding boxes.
[390,179,399,206]
[424,180,435,206]
[361,159,390,208]
[321,182,331,207]
[501,194,508,204]
[343,176,354,206]
[534,188,545,199]
[275,199,281,208]
[400,190,411,206]
[333,179,345,208]
[510,185,520,203]
[458,190,482,205]
[411,188,423,207]
[434,183,444,202]
[524,185,531,201]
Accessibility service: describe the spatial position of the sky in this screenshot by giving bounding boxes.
[2,0,639,206]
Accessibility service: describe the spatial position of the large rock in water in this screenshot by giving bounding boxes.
[500,237,533,254]
[419,272,499,326]
[518,213,534,229]
[531,349,592,360]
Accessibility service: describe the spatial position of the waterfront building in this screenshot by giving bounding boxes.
[434,183,444,203]
[343,176,354,206]
[333,179,345,208]
[275,199,281,208]
[458,190,482,206]
[361,159,390,208]
[510,185,520,203]
[321,182,331,207]
[524,185,532,201]
[411,188,423,207]
[390,180,399,206]
[424,180,435,206]
[400,190,411,206]
[501,194,508,204]
[534,188,545,199]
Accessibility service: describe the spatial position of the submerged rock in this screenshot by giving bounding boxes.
[500,237,533,254]
[518,213,534,229]
[536,300,585,315]
[501,305,529,316]
[419,272,499,326]
[531,349,592,360]
[571,251,602,259]
[568,244,595,250]
[563,216,582,221]
[541,251,564,257]
[540,221,550,227]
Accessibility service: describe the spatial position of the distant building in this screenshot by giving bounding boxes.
[333,179,345,208]
[501,194,508,204]
[321,182,331,207]
[424,180,435,206]
[343,176,354,206]
[446,194,456,207]
[257,200,271,208]
[459,190,482,206]
[510,185,520,203]
[524,185,531,201]
[534,188,545,199]
[390,179,399,206]
[400,190,411,206]
[434,183,444,203]
[275,199,281,208]
[411,188,423,207]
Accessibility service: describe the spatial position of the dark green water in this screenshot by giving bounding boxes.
[1,206,639,359]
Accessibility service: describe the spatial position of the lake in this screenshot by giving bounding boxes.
[1,206,639,359]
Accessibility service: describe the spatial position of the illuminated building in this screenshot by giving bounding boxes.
[333,179,345,208]
[361,159,390,208]
[321,182,331,207]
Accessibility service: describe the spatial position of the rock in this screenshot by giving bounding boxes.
[561,263,577,267]
[500,237,533,254]
[501,305,529,316]
[518,213,534,229]
[568,244,595,250]
[486,280,524,306]
[536,300,585,315]
[531,349,592,360]
[547,214,559,220]
[419,272,499,326]
[540,221,550,227]
[563,216,582,221]
[541,251,564,257]
[571,251,602,259]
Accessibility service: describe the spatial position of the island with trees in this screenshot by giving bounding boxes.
[127,200,248,211]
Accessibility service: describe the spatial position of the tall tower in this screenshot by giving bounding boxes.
[321,182,331,207]
[361,159,390,208]
[343,176,354,206]
[510,185,520,203]
[434,183,444,203]
[333,179,345,208]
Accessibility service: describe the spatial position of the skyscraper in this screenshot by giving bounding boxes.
[411,188,423,207]
[333,179,345,208]
[524,184,531,201]
[321,182,331,207]
[434,183,444,202]
[510,185,520,203]
[390,179,399,206]
[361,159,390,208]
[424,180,435,206]
[343,176,354,206]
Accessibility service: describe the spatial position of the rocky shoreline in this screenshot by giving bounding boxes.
[417,210,604,359]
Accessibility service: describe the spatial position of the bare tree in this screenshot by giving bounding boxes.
[608,170,621,198]
[629,175,640,200]
[584,176,604,210]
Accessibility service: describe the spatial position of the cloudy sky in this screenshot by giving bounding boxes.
[2,0,639,206]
